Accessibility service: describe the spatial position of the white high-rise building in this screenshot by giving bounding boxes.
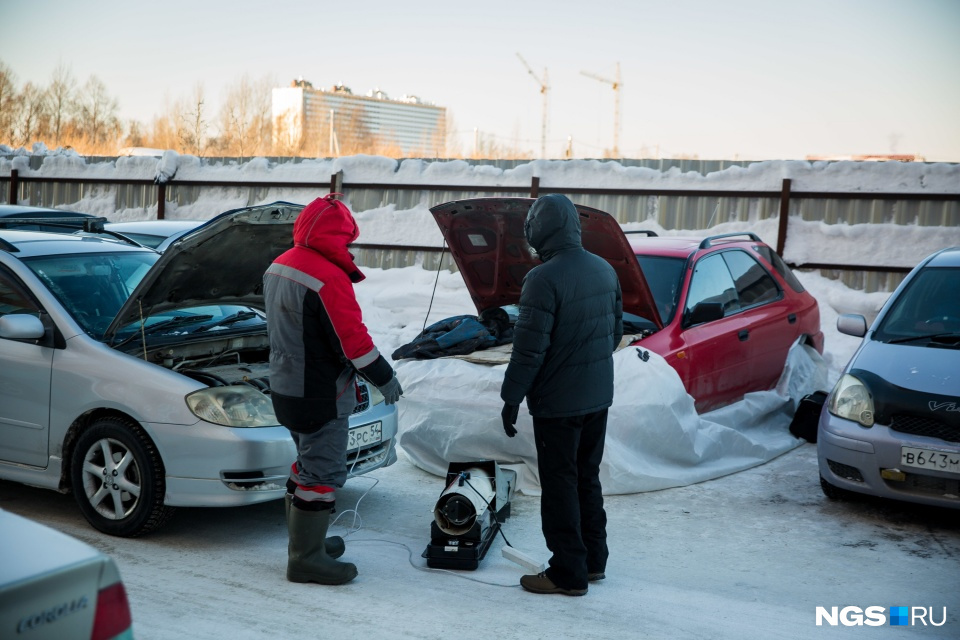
[273,78,446,157]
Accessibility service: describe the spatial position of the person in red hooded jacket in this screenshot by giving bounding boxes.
[263,194,401,585]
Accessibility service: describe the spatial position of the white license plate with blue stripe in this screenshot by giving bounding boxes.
[348,421,382,450]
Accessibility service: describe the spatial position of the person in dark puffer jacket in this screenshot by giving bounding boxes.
[263,194,402,586]
[500,193,623,596]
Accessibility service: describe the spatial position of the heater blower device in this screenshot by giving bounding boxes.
[423,460,542,572]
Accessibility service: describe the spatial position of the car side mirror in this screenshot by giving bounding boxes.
[0,314,47,341]
[836,313,867,338]
[683,301,724,328]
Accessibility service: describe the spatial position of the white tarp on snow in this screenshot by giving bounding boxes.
[397,340,828,495]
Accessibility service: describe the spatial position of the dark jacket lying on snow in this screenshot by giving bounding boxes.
[392,311,513,360]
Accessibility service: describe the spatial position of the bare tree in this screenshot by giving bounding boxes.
[15,82,49,147]
[73,75,120,151]
[0,60,21,145]
[47,61,76,147]
[179,83,209,156]
[217,74,273,159]
[124,119,145,148]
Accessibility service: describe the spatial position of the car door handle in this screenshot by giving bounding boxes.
[738,329,749,341]
[787,313,797,324]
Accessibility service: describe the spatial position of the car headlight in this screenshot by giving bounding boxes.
[827,374,875,427]
[186,386,278,427]
[367,382,385,406]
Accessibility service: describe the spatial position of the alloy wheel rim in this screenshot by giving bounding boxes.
[81,436,142,520]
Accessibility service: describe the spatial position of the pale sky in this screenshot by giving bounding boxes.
[2,0,959,161]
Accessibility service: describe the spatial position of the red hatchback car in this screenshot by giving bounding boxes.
[430,197,823,413]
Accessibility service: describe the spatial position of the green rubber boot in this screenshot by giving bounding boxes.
[285,494,345,559]
[287,505,357,585]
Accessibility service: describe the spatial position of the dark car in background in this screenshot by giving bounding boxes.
[0,204,95,232]
[430,197,823,413]
[818,246,960,509]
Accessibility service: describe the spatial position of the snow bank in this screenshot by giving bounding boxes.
[4,149,958,193]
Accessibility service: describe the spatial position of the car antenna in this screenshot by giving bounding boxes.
[422,239,448,333]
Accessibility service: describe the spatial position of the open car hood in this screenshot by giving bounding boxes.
[430,198,662,328]
[104,202,304,343]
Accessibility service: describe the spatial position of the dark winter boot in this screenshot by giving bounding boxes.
[285,494,345,559]
[287,504,357,585]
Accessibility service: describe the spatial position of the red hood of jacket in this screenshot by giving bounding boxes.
[293,195,365,282]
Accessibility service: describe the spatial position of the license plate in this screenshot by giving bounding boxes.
[348,421,382,450]
[900,446,960,474]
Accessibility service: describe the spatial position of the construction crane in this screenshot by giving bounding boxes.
[516,52,549,159]
[581,62,621,158]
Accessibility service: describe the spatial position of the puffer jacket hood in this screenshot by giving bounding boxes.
[524,193,582,261]
[292,194,364,282]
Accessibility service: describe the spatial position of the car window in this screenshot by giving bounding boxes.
[22,252,158,338]
[685,253,739,317]
[874,266,960,340]
[636,255,685,324]
[0,268,41,319]
[753,245,805,293]
[722,250,780,308]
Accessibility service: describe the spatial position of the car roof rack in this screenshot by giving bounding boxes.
[698,232,761,249]
[624,230,659,237]
[0,216,108,233]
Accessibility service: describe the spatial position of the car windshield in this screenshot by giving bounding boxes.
[24,251,158,337]
[636,255,686,324]
[23,251,265,342]
[873,266,960,344]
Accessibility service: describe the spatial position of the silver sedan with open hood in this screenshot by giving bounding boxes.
[0,202,398,537]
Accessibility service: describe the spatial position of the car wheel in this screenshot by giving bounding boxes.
[819,475,856,501]
[70,416,174,537]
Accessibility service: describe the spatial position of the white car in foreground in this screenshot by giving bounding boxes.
[0,509,134,639]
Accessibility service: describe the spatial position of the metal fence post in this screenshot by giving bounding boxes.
[330,171,343,195]
[776,178,791,256]
[157,183,166,220]
[8,169,18,204]
[530,176,540,199]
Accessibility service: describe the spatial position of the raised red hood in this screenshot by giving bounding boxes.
[430,197,662,328]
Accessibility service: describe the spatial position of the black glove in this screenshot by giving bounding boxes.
[377,375,402,405]
[501,403,519,438]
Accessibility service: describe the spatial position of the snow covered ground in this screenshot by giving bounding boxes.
[1,264,958,639]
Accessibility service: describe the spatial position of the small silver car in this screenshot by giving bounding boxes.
[0,202,398,537]
[818,246,960,509]
[0,509,134,639]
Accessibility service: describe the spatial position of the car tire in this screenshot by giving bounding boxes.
[819,475,856,502]
[70,416,174,537]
